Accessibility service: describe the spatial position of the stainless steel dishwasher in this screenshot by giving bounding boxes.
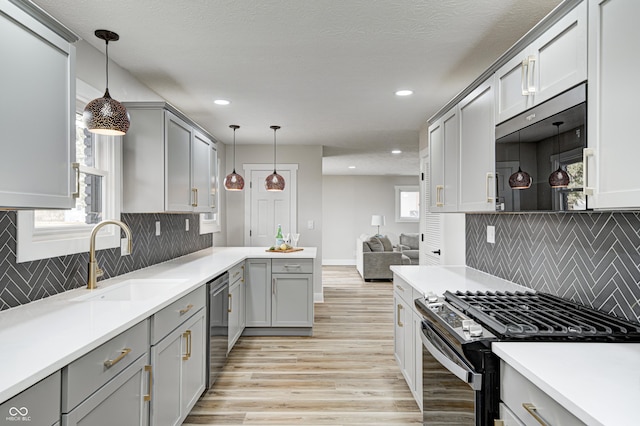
[206,272,229,389]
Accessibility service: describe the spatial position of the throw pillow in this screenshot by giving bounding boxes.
[366,237,384,252]
[378,235,393,252]
[400,233,419,249]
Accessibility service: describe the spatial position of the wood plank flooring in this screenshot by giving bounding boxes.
[183,266,422,425]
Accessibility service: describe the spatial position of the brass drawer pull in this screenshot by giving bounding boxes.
[179,304,194,315]
[104,348,132,368]
[522,403,551,426]
[182,330,192,360]
[397,304,403,327]
[395,285,404,292]
[144,365,152,402]
[192,188,198,207]
[228,293,232,313]
[72,162,80,199]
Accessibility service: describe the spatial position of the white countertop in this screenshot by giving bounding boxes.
[0,246,316,403]
[493,342,640,426]
[391,265,640,426]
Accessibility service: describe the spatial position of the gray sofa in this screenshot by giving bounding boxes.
[398,233,419,264]
[356,235,410,281]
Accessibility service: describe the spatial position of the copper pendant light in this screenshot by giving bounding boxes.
[224,125,245,191]
[83,30,130,136]
[265,125,285,191]
[549,121,570,188]
[509,132,532,190]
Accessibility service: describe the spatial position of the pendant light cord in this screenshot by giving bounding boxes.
[232,127,237,172]
[105,40,109,91]
[273,127,277,173]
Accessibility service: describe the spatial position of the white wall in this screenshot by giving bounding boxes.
[322,175,419,265]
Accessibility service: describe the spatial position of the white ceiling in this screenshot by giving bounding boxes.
[32,0,562,176]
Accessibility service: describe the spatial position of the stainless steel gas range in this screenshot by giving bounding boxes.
[415,290,640,425]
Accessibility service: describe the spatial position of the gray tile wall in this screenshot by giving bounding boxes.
[466,212,640,324]
[0,212,212,311]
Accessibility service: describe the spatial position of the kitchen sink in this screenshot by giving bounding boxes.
[72,278,188,302]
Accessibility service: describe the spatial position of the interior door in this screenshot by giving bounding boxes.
[249,169,292,247]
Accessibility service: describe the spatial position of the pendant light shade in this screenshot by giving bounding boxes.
[83,30,130,136]
[224,125,245,191]
[265,125,285,191]
[549,121,570,188]
[509,133,532,190]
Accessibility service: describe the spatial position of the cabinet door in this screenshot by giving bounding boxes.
[209,143,218,214]
[495,47,533,124]
[165,111,193,212]
[228,280,242,352]
[150,327,183,426]
[2,371,61,426]
[401,298,414,392]
[412,310,423,411]
[245,259,272,327]
[63,356,149,426]
[0,1,75,209]
[272,273,313,327]
[181,310,206,417]
[587,0,640,209]
[428,107,458,212]
[393,293,406,372]
[458,78,496,212]
[531,1,587,106]
[192,131,212,213]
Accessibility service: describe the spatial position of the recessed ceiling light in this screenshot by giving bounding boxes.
[348,166,356,169]
[395,90,413,96]
[391,150,402,154]
[214,99,230,105]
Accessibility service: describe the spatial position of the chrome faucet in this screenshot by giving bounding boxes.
[88,219,133,290]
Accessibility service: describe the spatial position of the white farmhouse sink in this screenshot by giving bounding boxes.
[72,279,188,302]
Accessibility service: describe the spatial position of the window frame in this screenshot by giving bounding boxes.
[16,79,122,263]
[395,185,420,223]
[200,156,221,234]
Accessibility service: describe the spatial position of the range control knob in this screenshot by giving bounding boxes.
[426,292,438,303]
[462,319,473,331]
[469,323,483,337]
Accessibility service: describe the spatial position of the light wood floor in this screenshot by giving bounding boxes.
[183,266,422,425]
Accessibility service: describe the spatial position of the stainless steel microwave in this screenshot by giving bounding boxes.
[495,83,587,212]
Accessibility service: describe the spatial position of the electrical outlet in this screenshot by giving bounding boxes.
[155,221,161,236]
[307,220,314,230]
[185,218,189,231]
[487,225,495,244]
[120,238,130,255]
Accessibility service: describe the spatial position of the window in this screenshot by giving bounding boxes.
[395,185,419,222]
[200,156,221,234]
[17,79,122,262]
[551,147,586,211]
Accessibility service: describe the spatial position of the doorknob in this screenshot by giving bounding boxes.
[431,250,441,255]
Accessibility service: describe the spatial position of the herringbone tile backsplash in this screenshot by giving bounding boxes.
[466,212,640,324]
[0,212,212,311]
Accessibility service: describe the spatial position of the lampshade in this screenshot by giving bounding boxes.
[548,121,569,188]
[265,125,285,191]
[224,125,245,191]
[371,215,386,226]
[509,167,532,190]
[83,30,130,136]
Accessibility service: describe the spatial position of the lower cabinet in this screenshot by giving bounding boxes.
[227,276,245,353]
[149,286,206,426]
[1,371,61,425]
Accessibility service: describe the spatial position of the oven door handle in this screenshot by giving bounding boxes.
[420,327,483,391]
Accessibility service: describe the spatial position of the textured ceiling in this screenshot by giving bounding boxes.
[32,0,563,175]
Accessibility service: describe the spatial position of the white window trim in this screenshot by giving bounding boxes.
[395,185,420,223]
[16,79,122,263]
[200,157,222,234]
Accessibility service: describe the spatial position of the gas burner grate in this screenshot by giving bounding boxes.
[445,290,640,341]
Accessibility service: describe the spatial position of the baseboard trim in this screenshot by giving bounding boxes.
[322,259,356,266]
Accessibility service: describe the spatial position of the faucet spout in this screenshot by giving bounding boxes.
[88,219,133,290]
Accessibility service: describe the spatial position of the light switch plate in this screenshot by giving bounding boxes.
[487,225,495,244]
[155,221,161,236]
[185,219,189,231]
[307,220,314,230]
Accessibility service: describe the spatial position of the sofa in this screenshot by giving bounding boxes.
[356,235,410,281]
[398,233,419,264]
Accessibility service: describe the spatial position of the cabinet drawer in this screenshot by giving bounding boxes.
[62,319,149,412]
[151,285,206,345]
[393,276,414,303]
[272,258,313,274]
[1,371,60,426]
[501,361,583,426]
[229,262,244,285]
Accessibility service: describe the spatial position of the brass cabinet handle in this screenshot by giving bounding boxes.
[486,172,495,202]
[272,278,276,296]
[182,330,192,360]
[521,57,529,96]
[241,265,245,282]
[192,188,198,207]
[583,147,594,196]
[522,403,551,426]
[104,348,132,368]
[179,304,194,315]
[397,304,404,327]
[395,284,404,292]
[526,55,536,94]
[435,185,444,207]
[494,420,505,426]
[72,162,80,198]
[228,293,232,313]
[144,365,153,402]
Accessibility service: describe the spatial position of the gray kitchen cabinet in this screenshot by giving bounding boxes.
[150,286,206,426]
[495,1,587,124]
[227,262,245,353]
[428,107,458,212]
[0,371,61,426]
[122,102,217,213]
[458,77,496,212]
[245,258,272,327]
[61,319,150,426]
[585,0,640,209]
[0,0,77,209]
[271,273,313,327]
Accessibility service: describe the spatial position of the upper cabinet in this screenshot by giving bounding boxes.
[586,0,640,209]
[495,1,587,124]
[0,0,78,209]
[122,102,218,213]
[428,107,458,212]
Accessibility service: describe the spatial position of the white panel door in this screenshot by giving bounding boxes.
[249,169,292,247]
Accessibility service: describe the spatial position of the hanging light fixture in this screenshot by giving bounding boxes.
[509,132,532,190]
[265,125,285,191]
[224,125,245,191]
[548,121,570,188]
[83,30,130,136]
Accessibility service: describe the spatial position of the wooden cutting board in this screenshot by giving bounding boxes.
[265,247,304,253]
